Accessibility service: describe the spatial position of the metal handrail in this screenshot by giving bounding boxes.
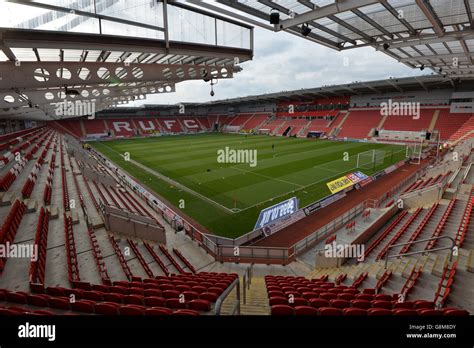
[214,277,240,315]
[384,235,455,268]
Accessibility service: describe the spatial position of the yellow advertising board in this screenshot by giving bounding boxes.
[326,175,354,194]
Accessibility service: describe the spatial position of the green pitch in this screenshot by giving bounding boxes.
[91,134,406,238]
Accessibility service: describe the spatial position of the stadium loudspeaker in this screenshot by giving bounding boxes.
[426,132,432,140]
[270,12,280,25]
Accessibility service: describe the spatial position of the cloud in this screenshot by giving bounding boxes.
[134,27,425,106]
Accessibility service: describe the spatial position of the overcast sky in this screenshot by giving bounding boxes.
[137,25,429,106]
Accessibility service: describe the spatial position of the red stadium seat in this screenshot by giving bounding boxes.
[392,301,414,309]
[294,306,318,316]
[393,308,418,316]
[330,299,351,309]
[145,307,173,315]
[373,294,392,301]
[199,292,218,302]
[271,305,294,315]
[172,309,200,316]
[309,298,330,308]
[103,293,124,304]
[144,297,165,307]
[94,303,120,315]
[343,308,367,316]
[123,295,144,305]
[165,298,187,309]
[188,299,211,312]
[162,290,180,299]
[371,300,392,309]
[367,308,392,316]
[318,307,343,316]
[27,294,49,307]
[119,305,145,315]
[350,299,371,309]
[48,298,71,310]
[71,300,95,313]
[320,292,337,301]
[413,300,434,309]
[417,309,442,316]
[443,309,469,316]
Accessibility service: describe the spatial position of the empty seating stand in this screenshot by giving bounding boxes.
[64,213,80,283]
[1,272,238,315]
[265,275,467,316]
[87,225,111,285]
[0,200,27,274]
[29,207,50,286]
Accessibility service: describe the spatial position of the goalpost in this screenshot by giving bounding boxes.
[405,138,423,164]
[356,149,386,169]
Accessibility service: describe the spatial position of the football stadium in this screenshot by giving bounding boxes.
[0,0,473,345]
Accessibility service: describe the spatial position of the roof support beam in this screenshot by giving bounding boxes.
[386,79,403,92]
[400,53,474,63]
[356,30,474,51]
[379,0,417,35]
[415,0,445,37]
[277,0,379,31]
[464,0,473,27]
[414,76,428,91]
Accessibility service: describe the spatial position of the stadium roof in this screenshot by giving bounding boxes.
[0,0,253,121]
[97,74,473,112]
[189,0,474,78]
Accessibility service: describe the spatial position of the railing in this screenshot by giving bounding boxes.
[292,200,367,256]
[214,277,240,315]
[242,265,253,305]
[384,235,455,268]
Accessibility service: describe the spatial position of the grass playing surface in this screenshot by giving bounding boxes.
[91,134,406,238]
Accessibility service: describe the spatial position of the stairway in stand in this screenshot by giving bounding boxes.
[220,277,269,315]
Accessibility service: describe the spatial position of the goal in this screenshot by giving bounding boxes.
[406,140,423,164]
[356,149,386,169]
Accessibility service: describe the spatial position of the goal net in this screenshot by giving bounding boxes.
[406,142,423,164]
[357,149,386,169]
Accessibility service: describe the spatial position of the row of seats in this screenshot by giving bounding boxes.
[376,208,423,260]
[64,213,80,283]
[87,225,111,285]
[400,266,422,301]
[265,275,468,315]
[270,304,469,316]
[364,211,408,258]
[400,203,439,254]
[374,270,392,293]
[144,242,170,276]
[159,244,185,274]
[376,208,422,260]
[351,272,368,288]
[60,143,71,212]
[0,200,27,274]
[454,189,473,247]
[127,239,155,278]
[29,207,50,285]
[0,290,203,316]
[43,146,57,205]
[426,199,456,250]
[108,234,133,281]
[0,130,50,191]
[434,261,458,306]
[173,248,196,274]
